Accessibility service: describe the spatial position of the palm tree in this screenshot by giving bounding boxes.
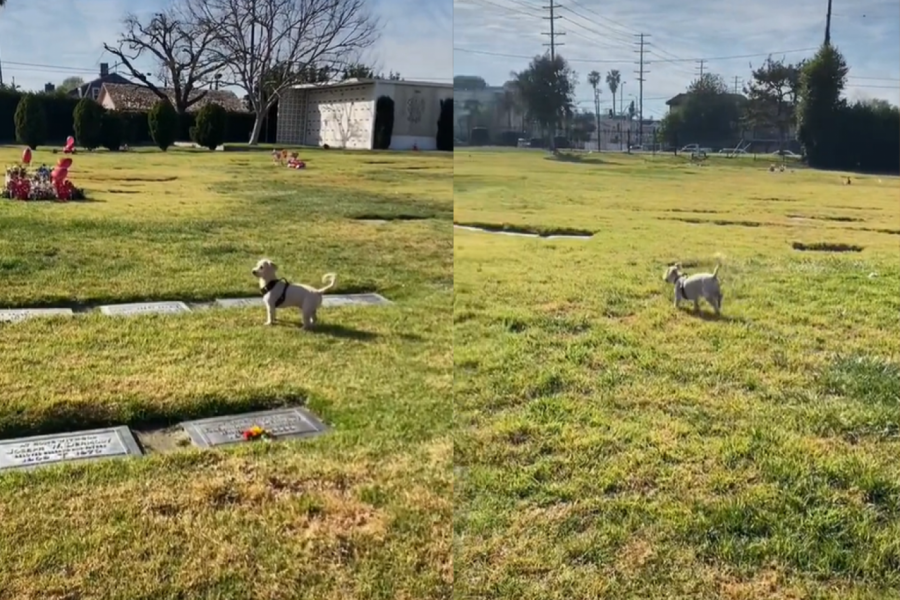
[606,69,621,116]
[463,99,482,141]
[588,70,601,148]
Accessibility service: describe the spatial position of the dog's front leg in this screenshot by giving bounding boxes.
[673,288,680,308]
[265,302,276,326]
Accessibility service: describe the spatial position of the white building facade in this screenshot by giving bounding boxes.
[275,79,452,150]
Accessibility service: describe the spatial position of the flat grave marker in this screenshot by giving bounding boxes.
[0,426,143,471]
[99,301,191,317]
[215,293,392,309]
[181,407,329,448]
[0,308,75,323]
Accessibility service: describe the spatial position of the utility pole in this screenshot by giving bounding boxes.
[733,76,742,94]
[824,0,833,45]
[619,81,626,150]
[542,0,565,62]
[696,59,706,79]
[634,33,650,146]
[593,85,601,152]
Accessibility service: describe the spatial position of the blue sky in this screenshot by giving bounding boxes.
[0,0,452,91]
[454,0,900,120]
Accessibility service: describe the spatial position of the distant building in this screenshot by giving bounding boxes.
[69,63,134,101]
[276,78,452,150]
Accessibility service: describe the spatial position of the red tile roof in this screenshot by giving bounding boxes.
[101,83,247,113]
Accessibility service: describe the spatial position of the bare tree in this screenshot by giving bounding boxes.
[102,8,221,114]
[190,0,379,144]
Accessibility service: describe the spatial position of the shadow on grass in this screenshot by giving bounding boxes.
[352,212,436,222]
[791,241,864,253]
[544,152,623,165]
[679,307,749,324]
[454,221,594,238]
[0,392,309,440]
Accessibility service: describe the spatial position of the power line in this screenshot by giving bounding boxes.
[453,45,820,64]
[542,0,564,61]
[634,33,649,144]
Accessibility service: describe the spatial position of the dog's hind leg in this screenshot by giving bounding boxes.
[301,307,315,329]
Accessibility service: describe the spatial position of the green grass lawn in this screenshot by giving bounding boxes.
[0,146,452,599]
[454,149,900,599]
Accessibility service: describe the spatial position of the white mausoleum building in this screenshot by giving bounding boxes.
[276,78,452,150]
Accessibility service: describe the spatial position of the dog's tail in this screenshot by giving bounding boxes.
[318,272,337,293]
[712,264,721,278]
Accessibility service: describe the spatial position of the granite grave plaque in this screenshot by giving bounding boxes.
[99,301,191,316]
[181,407,328,448]
[0,426,143,471]
[215,293,392,309]
[0,308,75,323]
[215,297,264,309]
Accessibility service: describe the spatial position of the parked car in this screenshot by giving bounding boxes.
[772,149,800,158]
[680,144,712,153]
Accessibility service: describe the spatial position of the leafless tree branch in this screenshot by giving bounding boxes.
[102,7,223,114]
[188,0,379,143]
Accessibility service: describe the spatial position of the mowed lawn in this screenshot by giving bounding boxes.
[454,149,900,599]
[0,146,452,599]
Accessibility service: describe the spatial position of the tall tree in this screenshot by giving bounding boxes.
[662,73,742,148]
[189,0,379,144]
[497,83,517,130]
[606,69,620,116]
[743,56,803,155]
[588,70,601,147]
[796,43,848,168]
[58,76,85,94]
[513,53,577,148]
[102,8,220,114]
[463,98,482,140]
[454,75,487,90]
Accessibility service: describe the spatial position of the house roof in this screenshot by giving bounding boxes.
[291,77,451,91]
[100,83,246,113]
[70,73,134,98]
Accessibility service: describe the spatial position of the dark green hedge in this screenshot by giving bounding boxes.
[0,89,258,145]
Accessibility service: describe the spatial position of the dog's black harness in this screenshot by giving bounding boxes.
[261,278,290,307]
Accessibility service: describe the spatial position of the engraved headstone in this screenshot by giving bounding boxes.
[215,297,264,309]
[99,301,191,316]
[323,293,392,307]
[0,308,74,323]
[181,407,328,448]
[216,294,392,309]
[0,426,143,471]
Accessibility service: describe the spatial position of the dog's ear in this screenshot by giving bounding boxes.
[674,263,681,269]
[269,261,277,270]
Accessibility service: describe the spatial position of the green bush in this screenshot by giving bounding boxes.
[436,98,453,151]
[73,98,105,150]
[14,94,48,149]
[190,103,227,150]
[147,100,178,151]
[101,112,124,151]
[373,96,395,150]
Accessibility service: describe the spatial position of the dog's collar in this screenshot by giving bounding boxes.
[260,278,290,307]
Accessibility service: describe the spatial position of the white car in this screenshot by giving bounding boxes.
[772,150,800,158]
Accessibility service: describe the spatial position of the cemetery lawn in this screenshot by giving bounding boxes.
[454,149,900,599]
[0,146,452,599]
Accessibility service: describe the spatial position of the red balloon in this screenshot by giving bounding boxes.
[66,136,75,145]
[52,167,68,181]
[57,158,73,169]
[22,148,32,164]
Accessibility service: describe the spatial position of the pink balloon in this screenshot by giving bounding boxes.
[52,167,68,181]
[57,158,73,169]
[66,136,75,145]
[22,148,32,165]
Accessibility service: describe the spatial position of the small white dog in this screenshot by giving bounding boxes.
[251,258,337,327]
[663,263,723,315]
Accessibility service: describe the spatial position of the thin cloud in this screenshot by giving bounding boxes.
[454,0,900,119]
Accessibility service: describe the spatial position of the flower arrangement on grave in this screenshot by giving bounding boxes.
[2,150,86,202]
[242,425,274,441]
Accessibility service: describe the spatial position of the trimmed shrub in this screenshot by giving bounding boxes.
[14,94,48,149]
[373,95,395,150]
[470,127,489,146]
[497,131,521,147]
[190,102,227,150]
[101,112,124,151]
[148,100,179,151]
[436,98,453,151]
[73,98,105,150]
